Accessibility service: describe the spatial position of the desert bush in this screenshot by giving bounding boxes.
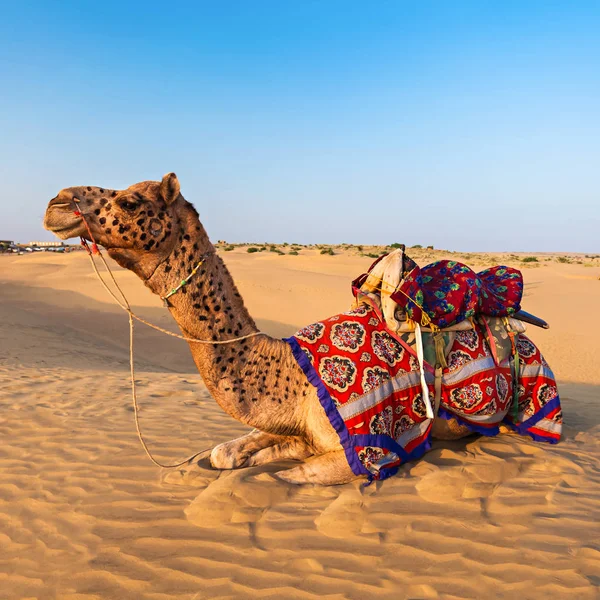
[247,247,259,253]
[223,245,235,252]
[289,250,299,255]
[556,256,571,263]
[320,248,335,255]
[521,256,539,263]
[411,244,423,249]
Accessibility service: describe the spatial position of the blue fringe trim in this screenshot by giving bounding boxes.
[502,396,561,444]
[351,433,432,465]
[437,396,561,445]
[284,336,370,477]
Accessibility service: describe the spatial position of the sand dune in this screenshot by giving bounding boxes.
[1,249,599,599]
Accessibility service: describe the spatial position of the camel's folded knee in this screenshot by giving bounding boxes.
[209,442,248,470]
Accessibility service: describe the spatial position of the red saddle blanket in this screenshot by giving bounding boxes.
[285,304,562,481]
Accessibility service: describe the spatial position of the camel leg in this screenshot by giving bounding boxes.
[210,429,289,470]
[431,417,472,440]
[274,449,357,485]
[245,438,313,467]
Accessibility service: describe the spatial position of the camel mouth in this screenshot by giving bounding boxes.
[44,202,85,240]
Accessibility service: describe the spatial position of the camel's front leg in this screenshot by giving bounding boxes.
[245,437,313,467]
[210,429,287,470]
[274,449,358,485]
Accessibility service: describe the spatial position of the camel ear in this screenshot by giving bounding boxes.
[160,172,180,205]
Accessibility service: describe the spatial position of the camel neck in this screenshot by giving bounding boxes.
[140,203,302,434]
[144,203,259,372]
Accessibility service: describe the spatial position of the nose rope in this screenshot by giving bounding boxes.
[73,203,264,469]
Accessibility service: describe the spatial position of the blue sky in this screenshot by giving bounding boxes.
[1,1,598,251]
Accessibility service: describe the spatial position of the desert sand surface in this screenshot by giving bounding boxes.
[1,246,599,600]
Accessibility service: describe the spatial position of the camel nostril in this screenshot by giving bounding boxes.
[49,193,79,211]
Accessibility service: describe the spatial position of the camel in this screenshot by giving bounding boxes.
[44,173,472,485]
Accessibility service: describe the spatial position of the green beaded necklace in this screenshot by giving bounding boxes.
[160,254,210,307]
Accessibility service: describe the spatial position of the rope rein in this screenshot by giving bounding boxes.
[87,251,264,344]
[74,203,265,468]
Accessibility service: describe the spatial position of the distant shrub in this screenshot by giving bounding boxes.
[289,250,299,255]
[320,248,335,255]
[556,256,570,263]
[365,252,380,258]
[356,245,364,252]
[259,246,266,252]
[247,247,259,253]
[390,243,404,249]
[427,245,434,250]
[269,245,277,252]
[521,256,539,263]
[411,244,423,249]
[223,245,235,252]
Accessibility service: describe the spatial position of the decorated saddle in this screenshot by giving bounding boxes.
[285,250,562,481]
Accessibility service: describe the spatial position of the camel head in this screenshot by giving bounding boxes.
[44,173,191,278]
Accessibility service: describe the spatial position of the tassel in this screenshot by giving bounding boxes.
[415,322,434,419]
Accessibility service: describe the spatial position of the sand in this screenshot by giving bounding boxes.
[1,247,599,599]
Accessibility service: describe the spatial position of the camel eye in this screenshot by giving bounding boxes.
[119,200,138,212]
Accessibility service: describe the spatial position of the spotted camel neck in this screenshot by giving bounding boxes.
[137,202,309,436]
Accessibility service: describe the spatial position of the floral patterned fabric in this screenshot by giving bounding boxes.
[286,303,561,481]
[478,265,523,316]
[388,260,523,328]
